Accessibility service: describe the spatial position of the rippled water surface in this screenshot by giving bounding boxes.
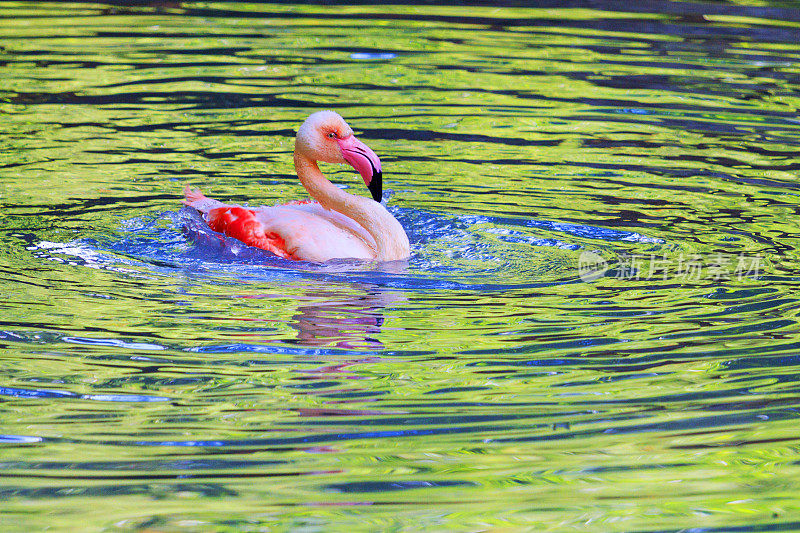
[2,1,800,531]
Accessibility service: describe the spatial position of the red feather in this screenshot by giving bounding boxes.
[207,207,293,259]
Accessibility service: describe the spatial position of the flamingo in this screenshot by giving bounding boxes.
[182,111,410,262]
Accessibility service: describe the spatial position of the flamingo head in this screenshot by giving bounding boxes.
[295,110,383,202]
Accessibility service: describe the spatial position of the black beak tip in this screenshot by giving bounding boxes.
[368,171,383,202]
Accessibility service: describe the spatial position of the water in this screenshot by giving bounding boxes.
[2,1,800,530]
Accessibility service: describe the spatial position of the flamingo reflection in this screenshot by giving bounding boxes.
[290,286,404,349]
[231,282,405,351]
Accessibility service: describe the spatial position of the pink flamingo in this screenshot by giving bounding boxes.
[182,111,410,262]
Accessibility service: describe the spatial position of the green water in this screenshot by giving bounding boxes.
[2,2,800,531]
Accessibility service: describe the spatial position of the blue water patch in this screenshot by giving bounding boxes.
[62,336,166,351]
[0,386,170,403]
[350,52,396,60]
[324,480,476,493]
[0,435,42,444]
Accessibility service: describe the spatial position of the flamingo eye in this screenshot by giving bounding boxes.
[327,132,337,139]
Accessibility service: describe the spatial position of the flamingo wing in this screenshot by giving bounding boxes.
[252,205,377,261]
[207,206,294,259]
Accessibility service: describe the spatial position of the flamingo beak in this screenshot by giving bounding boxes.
[336,135,383,202]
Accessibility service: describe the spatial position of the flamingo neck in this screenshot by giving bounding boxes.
[293,151,409,261]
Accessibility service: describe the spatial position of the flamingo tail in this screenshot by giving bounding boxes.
[182,185,225,214]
